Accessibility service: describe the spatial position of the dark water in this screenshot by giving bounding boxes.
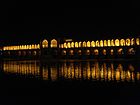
[0,59,140,105]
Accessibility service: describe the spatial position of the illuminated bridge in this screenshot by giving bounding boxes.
[0,37,140,59]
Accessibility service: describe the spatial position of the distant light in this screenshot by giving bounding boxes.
[65,39,72,42]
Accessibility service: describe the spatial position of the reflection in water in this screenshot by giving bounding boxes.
[1,60,140,82]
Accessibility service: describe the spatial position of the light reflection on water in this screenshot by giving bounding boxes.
[1,60,140,82]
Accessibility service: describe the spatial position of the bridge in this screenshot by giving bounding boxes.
[1,37,140,59]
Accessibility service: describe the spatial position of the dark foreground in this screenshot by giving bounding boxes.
[0,77,140,105]
[1,59,140,105]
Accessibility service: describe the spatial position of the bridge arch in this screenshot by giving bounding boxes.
[51,39,57,48]
[42,39,48,48]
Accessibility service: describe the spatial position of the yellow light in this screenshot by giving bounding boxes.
[91,41,95,47]
[104,40,107,47]
[64,43,67,48]
[75,42,78,48]
[136,38,140,45]
[87,41,90,47]
[131,38,135,45]
[100,40,103,47]
[107,40,111,46]
[79,42,82,47]
[51,39,57,48]
[111,39,114,46]
[42,39,48,48]
[120,39,125,46]
[67,42,71,48]
[115,39,119,46]
[96,40,100,47]
[126,38,131,46]
[82,41,86,47]
[71,42,74,48]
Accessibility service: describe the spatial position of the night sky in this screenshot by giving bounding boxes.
[1,3,140,45]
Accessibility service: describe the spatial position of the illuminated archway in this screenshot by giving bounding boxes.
[96,40,100,47]
[91,41,95,47]
[110,49,113,55]
[100,40,103,47]
[69,50,74,55]
[87,41,90,47]
[62,50,66,55]
[51,39,57,48]
[128,48,135,55]
[42,39,48,48]
[103,49,106,55]
[131,38,135,45]
[115,39,120,46]
[94,49,99,55]
[108,40,111,46]
[71,42,74,48]
[86,50,90,55]
[64,43,67,48]
[126,38,130,46]
[120,39,125,46]
[67,42,71,48]
[78,42,82,47]
[111,39,114,46]
[78,50,82,55]
[104,40,107,46]
[118,48,123,55]
[83,41,86,47]
[136,38,140,45]
[75,42,78,48]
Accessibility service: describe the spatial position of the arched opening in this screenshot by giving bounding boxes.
[100,40,103,47]
[108,40,111,46]
[118,48,123,55]
[103,49,106,55]
[94,49,99,55]
[71,42,74,48]
[69,50,74,55]
[33,51,37,56]
[67,42,71,48]
[62,50,66,55]
[42,39,48,48]
[31,45,35,49]
[86,50,90,55]
[110,49,114,55]
[51,39,57,48]
[79,42,82,47]
[115,39,120,46]
[78,50,82,55]
[64,43,67,48]
[87,41,90,47]
[96,41,100,47]
[136,38,140,45]
[131,38,135,46]
[111,39,114,46]
[60,44,64,48]
[75,42,78,48]
[128,48,135,55]
[91,41,95,47]
[120,39,125,46]
[126,38,131,46]
[83,41,86,47]
[104,40,107,46]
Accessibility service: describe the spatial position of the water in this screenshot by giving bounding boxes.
[0,59,140,105]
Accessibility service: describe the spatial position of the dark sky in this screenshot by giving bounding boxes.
[1,2,140,44]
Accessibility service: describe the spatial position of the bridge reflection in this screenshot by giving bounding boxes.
[1,60,140,82]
